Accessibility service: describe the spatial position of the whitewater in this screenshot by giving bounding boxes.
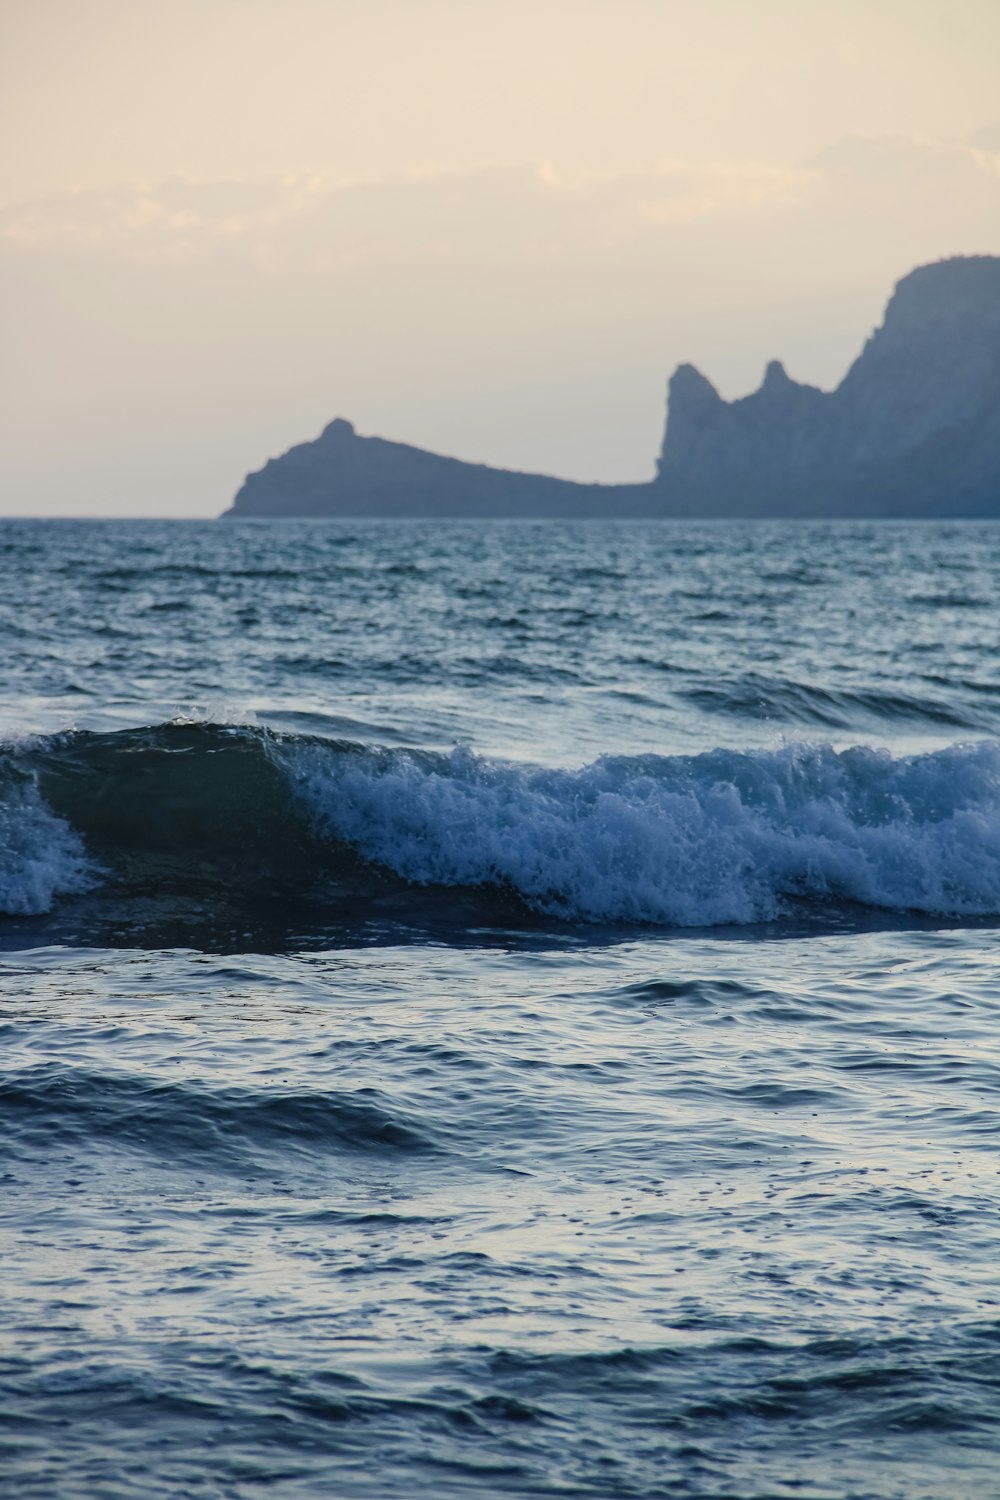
[1,517,999,1498]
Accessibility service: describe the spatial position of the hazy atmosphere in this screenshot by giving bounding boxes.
[5,8,1000,1499]
[3,0,1000,514]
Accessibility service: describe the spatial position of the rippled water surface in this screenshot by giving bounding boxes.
[1,519,999,1497]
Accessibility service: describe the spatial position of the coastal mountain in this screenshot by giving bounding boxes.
[660,256,1000,516]
[223,256,1000,519]
[226,417,642,519]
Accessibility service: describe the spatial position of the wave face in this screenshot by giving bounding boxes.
[3,722,999,931]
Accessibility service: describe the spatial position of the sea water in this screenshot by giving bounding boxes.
[0,518,998,1498]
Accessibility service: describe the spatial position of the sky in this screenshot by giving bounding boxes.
[2,0,1000,515]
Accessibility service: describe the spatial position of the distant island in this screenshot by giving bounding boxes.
[222,256,1000,519]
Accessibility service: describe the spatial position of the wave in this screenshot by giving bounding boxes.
[1,722,999,931]
[0,1063,434,1167]
[680,672,992,730]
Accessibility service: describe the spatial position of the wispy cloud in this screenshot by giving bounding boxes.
[10,137,996,266]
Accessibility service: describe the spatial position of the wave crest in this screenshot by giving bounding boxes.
[2,724,999,929]
[292,737,1000,925]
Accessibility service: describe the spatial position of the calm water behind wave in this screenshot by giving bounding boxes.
[2,518,999,758]
[1,519,999,1497]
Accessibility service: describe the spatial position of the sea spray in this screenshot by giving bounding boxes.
[290,735,1000,924]
[0,766,94,915]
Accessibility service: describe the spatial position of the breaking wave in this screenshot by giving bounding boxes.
[2,722,999,930]
[0,767,93,915]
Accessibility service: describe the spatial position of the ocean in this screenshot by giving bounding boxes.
[1,517,999,1499]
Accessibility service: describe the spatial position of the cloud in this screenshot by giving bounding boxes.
[2,135,997,280]
[804,132,1000,188]
[0,174,322,259]
[0,160,831,265]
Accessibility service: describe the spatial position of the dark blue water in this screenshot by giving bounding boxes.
[1,520,999,1497]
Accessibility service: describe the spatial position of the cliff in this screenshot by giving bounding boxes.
[223,256,1000,519]
[658,255,1000,515]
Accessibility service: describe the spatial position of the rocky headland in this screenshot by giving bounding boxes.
[223,256,1000,519]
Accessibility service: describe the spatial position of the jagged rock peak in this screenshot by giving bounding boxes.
[320,418,356,441]
[753,360,823,407]
[668,363,721,405]
[652,253,1000,502]
[761,359,792,389]
[657,365,724,478]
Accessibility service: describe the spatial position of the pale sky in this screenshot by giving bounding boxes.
[2,0,999,514]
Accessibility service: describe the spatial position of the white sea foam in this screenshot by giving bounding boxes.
[0,778,94,916]
[290,739,1000,925]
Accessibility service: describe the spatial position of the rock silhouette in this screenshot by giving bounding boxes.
[223,256,1000,519]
